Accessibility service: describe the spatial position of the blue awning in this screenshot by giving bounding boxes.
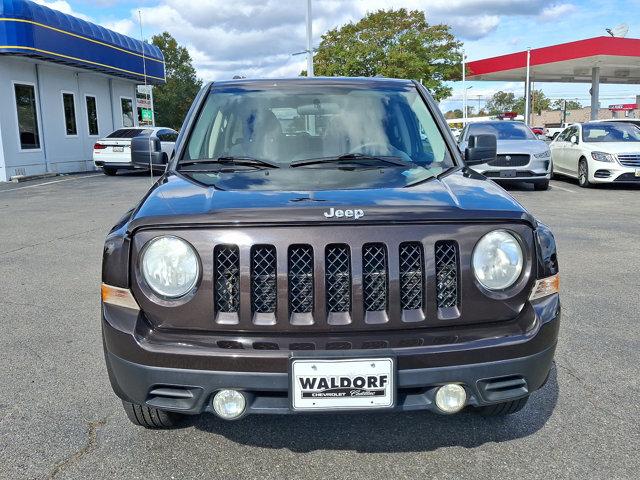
[0,0,165,84]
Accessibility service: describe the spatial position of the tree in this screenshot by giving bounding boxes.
[551,99,582,110]
[444,109,463,119]
[151,32,202,131]
[312,9,462,100]
[486,89,551,115]
[485,91,518,115]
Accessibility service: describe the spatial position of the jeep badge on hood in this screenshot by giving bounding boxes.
[324,207,365,219]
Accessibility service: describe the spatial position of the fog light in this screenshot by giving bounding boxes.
[212,389,246,420]
[435,384,467,414]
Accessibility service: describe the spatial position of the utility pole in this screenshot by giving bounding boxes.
[562,99,567,124]
[306,0,314,77]
[462,50,467,124]
[524,47,531,125]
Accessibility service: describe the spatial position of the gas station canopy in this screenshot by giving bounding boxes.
[465,36,640,121]
[467,36,640,84]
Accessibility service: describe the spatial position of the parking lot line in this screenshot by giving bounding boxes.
[0,174,102,193]
[550,183,577,193]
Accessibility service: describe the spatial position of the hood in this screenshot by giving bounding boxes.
[127,169,534,231]
[585,142,640,154]
[496,139,549,155]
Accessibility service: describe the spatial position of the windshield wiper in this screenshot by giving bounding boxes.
[290,153,414,169]
[179,156,281,170]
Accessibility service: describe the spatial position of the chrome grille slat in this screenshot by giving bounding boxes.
[362,244,388,312]
[617,154,640,167]
[435,241,459,309]
[325,245,351,313]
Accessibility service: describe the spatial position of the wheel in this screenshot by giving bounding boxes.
[533,179,549,191]
[474,396,529,416]
[578,159,591,188]
[102,167,117,176]
[121,400,180,429]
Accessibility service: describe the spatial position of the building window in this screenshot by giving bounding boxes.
[121,97,134,127]
[62,92,77,136]
[14,83,41,150]
[85,96,99,136]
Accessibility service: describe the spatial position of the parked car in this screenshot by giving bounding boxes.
[131,128,179,172]
[101,77,560,428]
[545,122,570,140]
[458,121,552,190]
[550,122,640,187]
[93,127,177,176]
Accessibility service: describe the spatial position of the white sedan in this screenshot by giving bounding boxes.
[93,127,177,176]
[550,122,640,187]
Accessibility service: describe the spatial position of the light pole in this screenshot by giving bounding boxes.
[462,49,466,123]
[306,0,314,77]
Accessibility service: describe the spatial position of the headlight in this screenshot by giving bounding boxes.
[533,150,551,159]
[141,236,200,298]
[472,230,523,291]
[591,151,616,162]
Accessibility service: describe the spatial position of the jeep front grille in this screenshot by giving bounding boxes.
[435,241,460,309]
[399,242,424,311]
[325,244,351,314]
[288,245,314,314]
[214,245,240,313]
[250,245,277,314]
[362,244,388,312]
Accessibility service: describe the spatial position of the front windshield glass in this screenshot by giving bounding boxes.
[467,122,535,140]
[179,82,454,189]
[582,123,640,143]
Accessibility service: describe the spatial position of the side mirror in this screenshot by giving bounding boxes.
[464,134,497,165]
[570,135,578,144]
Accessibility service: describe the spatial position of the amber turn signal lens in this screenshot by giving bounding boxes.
[101,283,140,310]
[529,274,560,301]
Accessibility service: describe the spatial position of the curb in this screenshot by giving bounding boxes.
[10,173,59,183]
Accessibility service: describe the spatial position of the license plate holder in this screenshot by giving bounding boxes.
[290,357,395,411]
[499,169,517,178]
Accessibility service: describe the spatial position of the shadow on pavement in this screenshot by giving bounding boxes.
[187,365,559,453]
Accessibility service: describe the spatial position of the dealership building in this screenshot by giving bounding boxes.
[0,0,165,182]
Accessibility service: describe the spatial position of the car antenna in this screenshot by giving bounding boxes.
[138,9,153,184]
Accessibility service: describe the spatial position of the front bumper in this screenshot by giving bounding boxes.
[473,156,551,183]
[103,294,560,416]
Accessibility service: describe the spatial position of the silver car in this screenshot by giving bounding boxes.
[459,121,552,190]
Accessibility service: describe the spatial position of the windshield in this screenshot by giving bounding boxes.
[467,122,535,140]
[179,82,454,189]
[582,123,640,143]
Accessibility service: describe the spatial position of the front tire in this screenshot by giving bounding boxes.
[122,401,181,429]
[474,396,529,416]
[578,159,591,188]
[102,167,117,176]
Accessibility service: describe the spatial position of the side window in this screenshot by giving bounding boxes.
[14,83,41,150]
[121,97,134,127]
[62,92,77,136]
[158,130,178,142]
[557,128,571,141]
[85,95,99,136]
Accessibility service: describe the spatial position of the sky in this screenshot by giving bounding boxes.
[33,0,640,112]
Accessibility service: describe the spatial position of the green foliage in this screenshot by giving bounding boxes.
[151,32,202,131]
[444,109,463,119]
[551,99,583,110]
[485,91,518,115]
[486,89,550,115]
[312,9,462,100]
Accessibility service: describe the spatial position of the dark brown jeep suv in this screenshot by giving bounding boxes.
[101,78,560,428]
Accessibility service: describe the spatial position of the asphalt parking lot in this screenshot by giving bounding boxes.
[0,172,638,479]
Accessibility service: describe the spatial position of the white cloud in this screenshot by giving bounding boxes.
[101,18,135,36]
[537,3,577,22]
[33,0,92,20]
[63,0,575,81]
